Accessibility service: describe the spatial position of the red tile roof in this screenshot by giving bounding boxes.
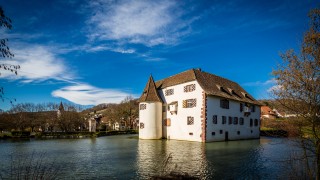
[141,69,261,105]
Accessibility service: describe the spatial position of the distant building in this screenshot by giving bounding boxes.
[88,113,102,132]
[261,106,278,119]
[139,69,261,142]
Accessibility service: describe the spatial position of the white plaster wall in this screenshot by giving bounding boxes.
[139,102,162,139]
[158,80,203,142]
[206,96,261,142]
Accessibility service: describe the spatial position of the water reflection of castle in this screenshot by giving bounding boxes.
[136,139,262,179]
[136,139,210,179]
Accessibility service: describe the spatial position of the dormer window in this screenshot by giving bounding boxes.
[232,90,242,99]
[218,86,231,96]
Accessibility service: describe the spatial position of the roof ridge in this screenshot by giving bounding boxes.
[155,68,196,83]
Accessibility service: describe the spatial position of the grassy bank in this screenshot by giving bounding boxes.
[0,130,138,139]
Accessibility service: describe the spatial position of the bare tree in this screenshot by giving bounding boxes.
[118,96,138,129]
[272,8,320,179]
[0,6,20,106]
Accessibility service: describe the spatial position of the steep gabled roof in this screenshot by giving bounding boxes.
[139,75,163,103]
[154,69,261,105]
[59,102,64,111]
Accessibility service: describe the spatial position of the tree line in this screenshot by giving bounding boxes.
[0,96,139,133]
[0,102,84,132]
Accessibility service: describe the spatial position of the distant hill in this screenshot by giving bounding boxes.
[81,103,118,114]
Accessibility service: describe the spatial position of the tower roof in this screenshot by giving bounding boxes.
[139,75,163,103]
[59,102,64,111]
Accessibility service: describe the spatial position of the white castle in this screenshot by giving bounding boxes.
[138,69,261,142]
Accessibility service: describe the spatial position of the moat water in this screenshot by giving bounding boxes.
[0,135,301,179]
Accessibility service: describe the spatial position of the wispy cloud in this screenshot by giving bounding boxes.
[85,44,136,54]
[86,0,197,47]
[0,45,74,83]
[242,79,276,87]
[52,83,136,105]
[267,85,282,93]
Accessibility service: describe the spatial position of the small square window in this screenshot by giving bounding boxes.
[189,132,193,135]
[237,131,240,135]
[140,123,144,129]
[140,104,146,110]
[212,132,215,136]
[187,116,194,125]
[220,130,223,134]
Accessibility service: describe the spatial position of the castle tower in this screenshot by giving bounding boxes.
[139,75,163,139]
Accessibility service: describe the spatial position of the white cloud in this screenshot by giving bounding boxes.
[267,85,282,93]
[242,78,276,87]
[0,45,74,82]
[87,0,196,46]
[86,45,136,54]
[52,83,136,105]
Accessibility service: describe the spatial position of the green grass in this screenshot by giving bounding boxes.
[260,127,278,131]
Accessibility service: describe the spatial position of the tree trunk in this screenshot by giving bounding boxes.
[317,140,320,180]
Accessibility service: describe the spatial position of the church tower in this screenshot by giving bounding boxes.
[57,101,64,117]
[139,75,163,139]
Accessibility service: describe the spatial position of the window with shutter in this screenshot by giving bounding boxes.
[212,115,217,124]
[233,117,238,125]
[228,116,233,124]
[240,117,244,125]
[222,116,226,124]
[251,105,255,112]
[140,104,146,110]
[183,99,196,108]
[165,89,174,96]
[184,84,196,92]
[220,99,229,109]
[182,100,187,108]
[187,116,194,125]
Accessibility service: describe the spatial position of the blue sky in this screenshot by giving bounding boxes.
[0,0,318,110]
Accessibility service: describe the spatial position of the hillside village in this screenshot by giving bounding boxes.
[0,97,139,137]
